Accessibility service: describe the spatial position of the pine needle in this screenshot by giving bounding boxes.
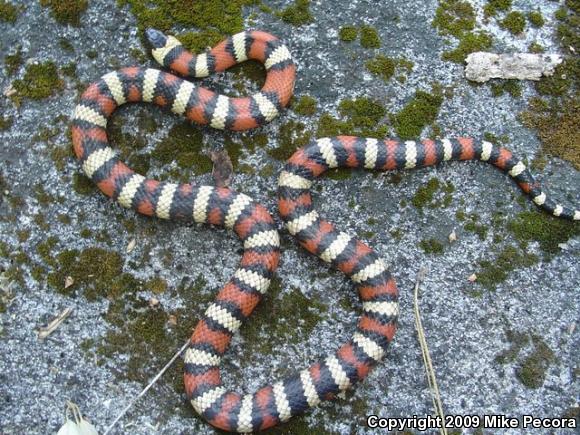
[413,267,447,435]
[103,339,190,435]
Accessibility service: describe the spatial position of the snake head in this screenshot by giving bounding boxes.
[145,28,168,49]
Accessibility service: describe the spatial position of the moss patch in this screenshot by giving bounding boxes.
[527,11,544,28]
[276,0,313,26]
[4,48,23,75]
[365,55,413,82]
[13,61,64,100]
[316,97,388,139]
[441,31,493,64]
[72,173,95,195]
[483,0,512,18]
[0,0,19,23]
[497,331,555,389]
[339,25,358,42]
[239,278,327,353]
[501,11,526,35]
[0,116,13,131]
[268,120,311,161]
[419,238,445,255]
[477,246,538,289]
[47,247,126,301]
[507,211,580,255]
[360,25,381,48]
[40,0,88,26]
[432,0,476,37]
[151,123,212,178]
[391,90,443,139]
[490,80,522,98]
[292,95,317,116]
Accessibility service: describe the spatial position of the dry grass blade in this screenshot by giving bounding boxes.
[103,339,190,435]
[38,307,73,339]
[413,267,447,435]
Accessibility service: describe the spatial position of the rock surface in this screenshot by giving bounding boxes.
[0,1,578,434]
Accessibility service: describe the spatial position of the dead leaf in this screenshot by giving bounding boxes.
[168,314,177,326]
[448,230,457,243]
[126,238,136,253]
[149,297,159,308]
[467,273,477,282]
[64,276,74,289]
[3,85,16,97]
[211,149,233,187]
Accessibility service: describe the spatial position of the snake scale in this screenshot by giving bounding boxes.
[70,28,579,432]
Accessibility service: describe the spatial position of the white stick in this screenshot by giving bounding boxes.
[103,339,190,435]
[413,268,447,435]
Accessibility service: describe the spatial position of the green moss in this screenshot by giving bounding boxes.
[152,123,212,177]
[477,246,538,289]
[464,221,488,240]
[0,116,13,131]
[484,0,512,18]
[519,58,579,168]
[268,120,311,161]
[39,0,88,26]
[87,275,209,405]
[85,49,98,59]
[507,211,580,255]
[59,38,75,52]
[555,3,579,55]
[61,62,77,78]
[47,247,126,300]
[4,48,23,75]
[339,98,386,129]
[292,95,317,116]
[276,0,312,26]
[13,61,64,100]
[516,336,554,389]
[326,168,352,180]
[527,11,544,28]
[501,11,526,35]
[72,173,95,195]
[147,277,168,294]
[441,31,493,63]
[34,185,54,206]
[240,278,327,353]
[391,90,443,139]
[16,230,30,243]
[240,132,268,153]
[57,214,72,225]
[432,0,476,37]
[0,0,19,23]
[176,30,223,54]
[339,25,358,42]
[419,238,445,255]
[490,80,522,98]
[412,178,440,208]
[365,55,395,81]
[51,144,74,172]
[495,329,529,364]
[528,42,544,53]
[360,25,381,48]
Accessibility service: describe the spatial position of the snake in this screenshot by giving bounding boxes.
[70,28,579,433]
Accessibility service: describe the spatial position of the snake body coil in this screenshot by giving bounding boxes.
[71,29,578,433]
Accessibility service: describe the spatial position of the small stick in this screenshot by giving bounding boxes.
[38,307,73,339]
[413,268,447,435]
[103,339,190,435]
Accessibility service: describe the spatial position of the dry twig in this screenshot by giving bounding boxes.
[38,307,73,340]
[413,268,447,435]
[103,339,190,435]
